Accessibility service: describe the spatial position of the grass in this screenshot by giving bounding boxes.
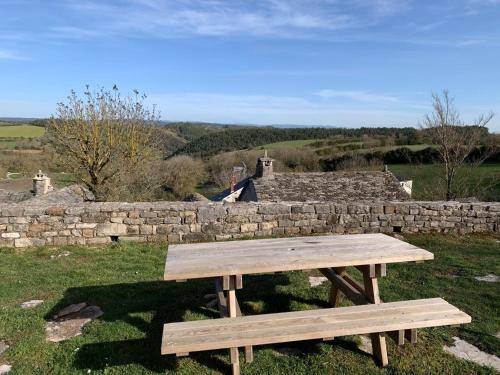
[0,125,45,138]
[389,163,500,201]
[259,139,320,149]
[0,233,498,374]
[0,140,17,149]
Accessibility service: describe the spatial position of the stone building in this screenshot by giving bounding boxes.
[213,154,410,203]
[0,171,94,204]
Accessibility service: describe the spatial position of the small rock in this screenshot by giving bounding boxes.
[46,305,103,342]
[50,251,71,259]
[0,341,9,355]
[309,276,328,287]
[54,302,87,319]
[20,300,44,309]
[358,335,372,354]
[474,274,499,283]
[0,364,12,375]
[444,336,500,372]
[496,332,500,339]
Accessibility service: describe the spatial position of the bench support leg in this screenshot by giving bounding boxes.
[362,268,389,367]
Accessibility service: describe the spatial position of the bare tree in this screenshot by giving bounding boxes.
[48,86,160,201]
[422,90,494,200]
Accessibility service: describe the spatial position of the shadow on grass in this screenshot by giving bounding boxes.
[47,273,346,373]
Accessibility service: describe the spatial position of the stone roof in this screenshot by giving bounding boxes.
[244,171,410,202]
[18,185,95,205]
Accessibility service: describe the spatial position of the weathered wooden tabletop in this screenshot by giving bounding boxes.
[164,233,433,281]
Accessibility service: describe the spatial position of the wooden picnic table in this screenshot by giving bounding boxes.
[162,233,469,375]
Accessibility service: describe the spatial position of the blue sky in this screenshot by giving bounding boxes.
[1,0,500,130]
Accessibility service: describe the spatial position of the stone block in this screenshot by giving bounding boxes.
[260,221,278,230]
[140,225,155,235]
[240,223,258,233]
[140,211,158,218]
[97,223,128,236]
[164,216,181,224]
[14,238,32,247]
[197,206,227,223]
[1,207,24,216]
[184,233,215,242]
[291,205,315,214]
[258,204,291,215]
[42,231,58,238]
[46,207,66,216]
[53,237,68,246]
[1,232,20,239]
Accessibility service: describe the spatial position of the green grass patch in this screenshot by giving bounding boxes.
[0,234,498,374]
[389,163,500,201]
[0,139,17,149]
[259,139,320,149]
[0,125,45,138]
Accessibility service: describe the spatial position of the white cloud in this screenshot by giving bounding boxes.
[315,90,400,103]
[148,92,423,126]
[51,0,400,40]
[0,49,27,61]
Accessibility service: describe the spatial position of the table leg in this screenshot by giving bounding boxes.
[216,276,253,374]
[329,267,346,307]
[226,276,240,375]
[361,267,388,367]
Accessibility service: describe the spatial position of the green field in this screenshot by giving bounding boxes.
[0,140,17,149]
[389,163,500,201]
[0,233,498,374]
[0,125,45,138]
[258,138,433,155]
[259,139,320,149]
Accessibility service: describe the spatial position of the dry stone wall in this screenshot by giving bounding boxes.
[0,201,499,248]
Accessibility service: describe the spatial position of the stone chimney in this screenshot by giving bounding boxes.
[255,151,274,179]
[33,170,53,196]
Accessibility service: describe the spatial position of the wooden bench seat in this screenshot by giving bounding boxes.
[162,298,470,357]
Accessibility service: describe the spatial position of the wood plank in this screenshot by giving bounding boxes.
[166,298,448,332]
[161,298,471,355]
[167,304,458,337]
[164,234,433,281]
[320,268,368,305]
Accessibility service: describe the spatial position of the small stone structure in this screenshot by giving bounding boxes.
[0,200,498,248]
[33,170,53,196]
[0,170,92,204]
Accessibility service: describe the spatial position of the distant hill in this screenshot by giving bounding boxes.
[0,117,39,123]
[174,127,420,157]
